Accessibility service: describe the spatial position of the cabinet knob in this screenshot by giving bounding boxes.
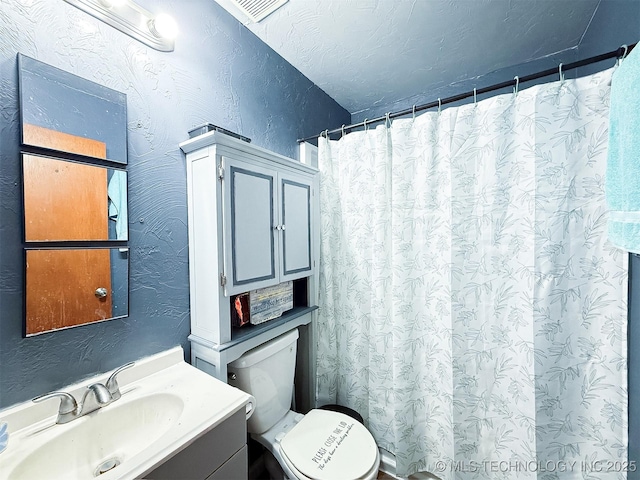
[95,287,108,299]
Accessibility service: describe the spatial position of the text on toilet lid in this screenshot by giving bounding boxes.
[310,420,354,470]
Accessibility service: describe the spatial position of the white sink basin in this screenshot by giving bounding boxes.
[9,394,183,479]
[0,347,254,480]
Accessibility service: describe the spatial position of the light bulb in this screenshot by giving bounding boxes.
[148,13,178,40]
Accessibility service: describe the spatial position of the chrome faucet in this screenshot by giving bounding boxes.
[79,383,114,417]
[105,362,134,401]
[32,362,134,424]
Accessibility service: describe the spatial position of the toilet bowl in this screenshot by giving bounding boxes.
[228,329,380,480]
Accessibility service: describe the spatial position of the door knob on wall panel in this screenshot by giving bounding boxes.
[95,287,108,299]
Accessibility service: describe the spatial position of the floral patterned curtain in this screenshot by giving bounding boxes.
[317,68,628,479]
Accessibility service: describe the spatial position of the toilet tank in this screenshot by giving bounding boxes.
[228,329,299,434]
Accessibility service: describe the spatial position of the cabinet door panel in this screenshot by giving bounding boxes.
[206,446,247,480]
[280,175,312,280]
[223,158,278,295]
[144,409,246,479]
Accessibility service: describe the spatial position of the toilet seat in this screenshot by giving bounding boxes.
[277,409,379,480]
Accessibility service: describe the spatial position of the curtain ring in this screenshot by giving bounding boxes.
[617,44,629,66]
[324,129,329,139]
[473,87,477,106]
[437,98,441,114]
[341,124,345,137]
[385,112,391,127]
[513,76,519,96]
[363,118,368,132]
[558,63,564,83]
[412,105,416,120]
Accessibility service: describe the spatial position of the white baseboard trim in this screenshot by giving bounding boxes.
[378,449,442,480]
[379,448,400,478]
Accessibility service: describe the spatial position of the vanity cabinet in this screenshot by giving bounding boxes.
[179,131,319,410]
[144,408,247,480]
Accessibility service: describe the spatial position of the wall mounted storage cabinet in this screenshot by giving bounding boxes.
[223,157,312,295]
[180,131,319,395]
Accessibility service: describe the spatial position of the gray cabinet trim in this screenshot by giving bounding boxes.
[230,166,276,286]
[281,178,312,276]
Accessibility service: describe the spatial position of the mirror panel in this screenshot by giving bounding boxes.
[25,248,129,336]
[23,154,128,242]
[18,54,127,164]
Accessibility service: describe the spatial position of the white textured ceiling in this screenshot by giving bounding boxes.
[224,0,601,114]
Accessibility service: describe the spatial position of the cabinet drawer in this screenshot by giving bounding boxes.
[144,409,246,479]
[206,445,247,480]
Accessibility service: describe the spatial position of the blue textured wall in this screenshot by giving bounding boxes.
[0,0,349,408]
[351,47,578,124]
[577,0,640,65]
[351,1,639,126]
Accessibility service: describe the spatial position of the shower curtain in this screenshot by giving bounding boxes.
[317,68,628,479]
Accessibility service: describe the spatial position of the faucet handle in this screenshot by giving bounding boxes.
[105,362,134,400]
[84,383,113,406]
[32,391,78,415]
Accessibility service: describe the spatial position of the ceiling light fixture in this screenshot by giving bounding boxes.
[97,0,126,9]
[148,13,179,41]
[64,0,178,52]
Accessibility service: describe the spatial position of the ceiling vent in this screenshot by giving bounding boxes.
[215,0,289,24]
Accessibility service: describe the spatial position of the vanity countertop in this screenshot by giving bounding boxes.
[0,346,254,480]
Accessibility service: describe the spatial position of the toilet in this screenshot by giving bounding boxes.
[228,329,380,480]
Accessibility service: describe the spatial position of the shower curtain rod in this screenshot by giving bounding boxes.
[298,42,636,144]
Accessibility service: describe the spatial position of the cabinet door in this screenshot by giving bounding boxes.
[222,157,279,295]
[279,172,313,281]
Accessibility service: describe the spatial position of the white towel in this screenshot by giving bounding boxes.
[607,46,640,252]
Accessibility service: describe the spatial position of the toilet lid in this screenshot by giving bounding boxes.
[279,409,378,480]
